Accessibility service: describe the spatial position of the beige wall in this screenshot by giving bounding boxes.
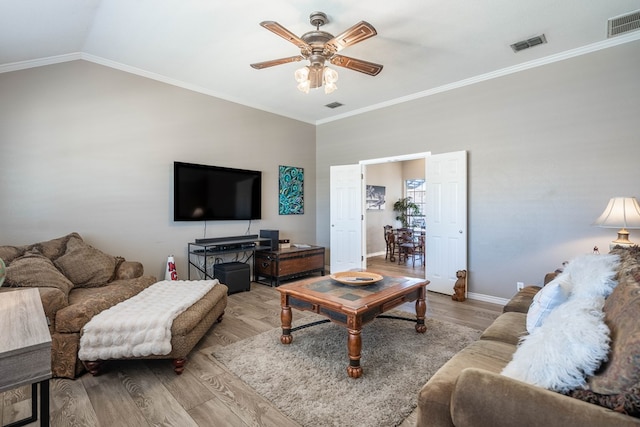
[0,60,316,279]
[316,40,640,300]
[3,41,640,301]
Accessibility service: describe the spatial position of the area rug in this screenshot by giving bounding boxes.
[212,314,481,427]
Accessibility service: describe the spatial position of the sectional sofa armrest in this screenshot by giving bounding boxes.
[114,260,145,280]
[450,368,640,427]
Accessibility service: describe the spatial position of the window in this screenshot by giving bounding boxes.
[405,179,426,229]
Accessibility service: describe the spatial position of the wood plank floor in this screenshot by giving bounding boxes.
[0,256,503,427]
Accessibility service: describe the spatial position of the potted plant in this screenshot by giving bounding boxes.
[393,197,421,228]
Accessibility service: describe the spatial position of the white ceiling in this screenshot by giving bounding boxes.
[1,1,640,124]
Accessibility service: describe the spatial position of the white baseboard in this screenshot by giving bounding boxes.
[467,292,509,306]
[367,251,386,258]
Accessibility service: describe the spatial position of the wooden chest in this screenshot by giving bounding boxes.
[254,246,325,286]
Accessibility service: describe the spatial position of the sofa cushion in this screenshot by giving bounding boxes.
[502,286,541,314]
[54,235,118,287]
[417,339,516,427]
[4,251,74,296]
[586,247,640,395]
[55,276,157,333]
[526,275,571,333]
[481,311,527,346]
[502,295,611,393]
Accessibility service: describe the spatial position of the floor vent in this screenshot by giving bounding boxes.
[608,10,640,38]
[325,102,344,109]
[510,34,547,52]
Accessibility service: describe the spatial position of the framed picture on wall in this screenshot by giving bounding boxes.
[366,185,386,210]
[279,165,304,215]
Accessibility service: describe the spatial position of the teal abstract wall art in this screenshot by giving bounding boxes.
[279,165,304,215]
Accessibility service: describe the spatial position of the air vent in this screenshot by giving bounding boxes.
[510,34,547,52]
[608,10,640,38]
[325,102,344,109]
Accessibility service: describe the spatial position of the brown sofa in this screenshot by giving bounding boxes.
[1,233,228,379]
[416,247,640,427]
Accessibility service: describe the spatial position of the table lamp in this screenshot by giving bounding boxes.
[593,197,640,249]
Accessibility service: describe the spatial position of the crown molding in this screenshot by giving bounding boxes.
[0,52,82,74]
[2,31,639,125]
[316,31,640,125]
[80,53,317,125]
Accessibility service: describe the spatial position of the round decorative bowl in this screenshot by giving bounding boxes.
[330,271,383,286]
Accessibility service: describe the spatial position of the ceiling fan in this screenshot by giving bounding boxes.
[250,11,383,94]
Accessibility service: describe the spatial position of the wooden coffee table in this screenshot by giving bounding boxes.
[277,273,428,378]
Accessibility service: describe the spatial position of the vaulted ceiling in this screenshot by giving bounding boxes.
[2,1,639,124]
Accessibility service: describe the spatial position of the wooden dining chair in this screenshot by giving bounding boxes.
[396,228,412,264]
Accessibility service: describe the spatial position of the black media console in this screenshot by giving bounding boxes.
[187,235,272,290]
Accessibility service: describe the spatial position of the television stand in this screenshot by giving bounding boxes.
[188,236,271,281]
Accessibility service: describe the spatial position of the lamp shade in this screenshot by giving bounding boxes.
[593,197,640,229]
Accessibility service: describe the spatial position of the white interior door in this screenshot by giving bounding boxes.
[330,164,364,273]
[425,151,467,295]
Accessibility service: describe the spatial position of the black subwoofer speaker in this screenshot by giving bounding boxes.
[213,262,250,294]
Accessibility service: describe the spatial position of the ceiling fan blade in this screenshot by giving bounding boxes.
[330,55,383,76]
[324,21,377,54]
[260,21,311,51]
[250,56,305,69]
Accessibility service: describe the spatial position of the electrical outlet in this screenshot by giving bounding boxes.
[517,282,524,291]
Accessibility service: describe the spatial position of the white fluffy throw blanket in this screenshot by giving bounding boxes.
[79,279,218,361]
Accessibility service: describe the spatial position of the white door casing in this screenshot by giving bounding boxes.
[425,151,468,295]
[330,164,364,273]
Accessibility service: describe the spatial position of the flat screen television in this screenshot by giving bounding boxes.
[173,161,262,221]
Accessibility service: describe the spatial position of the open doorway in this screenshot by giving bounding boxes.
[364,162,426,259]
[361,153,429,278]
[330,151,467,296]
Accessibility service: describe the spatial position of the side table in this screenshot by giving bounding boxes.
[0,288,52,427]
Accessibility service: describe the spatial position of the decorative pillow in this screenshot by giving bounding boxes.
[29,232,79,261]
[585,254,640,395]
[54,235,117,287]
[502,295,611,393]
[4,251,74,295]
[526,273,571,333]
[0,245,27,264]
[564,253,620,299]
[567,380,640,417]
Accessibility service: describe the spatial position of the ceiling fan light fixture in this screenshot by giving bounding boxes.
[295,65,339,94]
[294,66,309,83]
[297,82,311,93]
[252,12,382,95]
[324,82,337,94]
[295,66,311,93]
[324,67,338,84]
[323,67,338,94]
